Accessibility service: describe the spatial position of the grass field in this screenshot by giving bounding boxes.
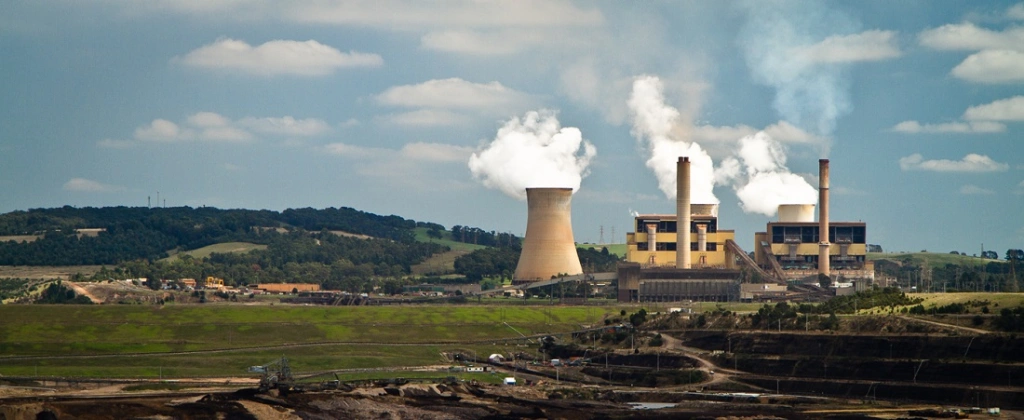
[0,304,620,379]
[162,242,267,262]
[868,252,1003,269]
[412,227,488,252]
[410,249,473,276]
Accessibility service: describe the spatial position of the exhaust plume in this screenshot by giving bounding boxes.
[716,131,817,216]
[738,1,857,147]
[628,76,718,204]
[469,110,596,200]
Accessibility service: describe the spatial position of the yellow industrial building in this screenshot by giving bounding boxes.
[625,204,736,269]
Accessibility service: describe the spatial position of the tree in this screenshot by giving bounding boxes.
[982,250,998,260]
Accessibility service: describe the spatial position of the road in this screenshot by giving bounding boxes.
[898,315,990,335]
[66,281,102,304]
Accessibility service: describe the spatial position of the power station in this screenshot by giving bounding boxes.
[509,156,871,302]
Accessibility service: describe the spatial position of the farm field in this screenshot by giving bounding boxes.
[0,304,619,379]
[0,265,103,280]
[868,251,1003,268]
[161,242,267,262]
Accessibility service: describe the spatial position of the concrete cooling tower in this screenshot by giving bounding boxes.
[513,188,583,283]
[778,204,815,223]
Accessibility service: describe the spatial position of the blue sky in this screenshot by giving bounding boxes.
[1,1,1022,255]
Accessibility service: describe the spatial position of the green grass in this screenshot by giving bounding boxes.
[906,292,1024,310]
[410,249,473,276]
[868,252,1003,269]
[0,304,621,378]
[413,227,488,252]
[161,242,267,262]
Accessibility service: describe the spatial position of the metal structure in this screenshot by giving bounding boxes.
[513,188,583,283]
[248,357,294,392]
[778,204,815,223]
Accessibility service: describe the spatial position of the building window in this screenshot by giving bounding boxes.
[637,242,648,251]
[656,242,677,251]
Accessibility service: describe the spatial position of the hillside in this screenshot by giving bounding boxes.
[868,251,1004,269]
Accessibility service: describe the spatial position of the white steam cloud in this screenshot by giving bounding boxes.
[738,2,876,145]
[716,132,817,216]
[468,110,596,200]
[627,76,718,204]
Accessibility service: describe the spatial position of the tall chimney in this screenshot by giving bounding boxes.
[513,188,584,282]
[676,157,691,269]
[818,159,830,278]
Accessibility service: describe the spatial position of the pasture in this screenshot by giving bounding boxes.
[161,242,267,262]
[0,304,619,379]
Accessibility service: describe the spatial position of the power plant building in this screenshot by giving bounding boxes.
[752,160,873,282]
[624,205,736,269]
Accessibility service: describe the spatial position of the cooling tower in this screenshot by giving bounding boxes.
[818,159,831,277]
[778,204,816,223]
[691,204,719,217]
[676,157,691,269]
[513,188,583,282]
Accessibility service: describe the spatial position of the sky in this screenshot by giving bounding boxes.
[1,1,1022,255]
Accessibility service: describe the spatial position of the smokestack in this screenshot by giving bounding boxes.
[513,188,584,282]
[676,157,691,269]
[818,159,830,277]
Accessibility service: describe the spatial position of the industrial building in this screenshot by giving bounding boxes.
[617,157,744,303]
[752,160,873,283]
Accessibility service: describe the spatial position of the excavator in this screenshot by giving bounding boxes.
[248,357,294,392]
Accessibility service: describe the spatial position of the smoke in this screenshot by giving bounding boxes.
[468,110,596,200]
[737,1,858,148]
[628,76,718,204]
[716,131,817,216]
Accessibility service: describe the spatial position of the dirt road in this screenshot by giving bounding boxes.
[66,282,103,304]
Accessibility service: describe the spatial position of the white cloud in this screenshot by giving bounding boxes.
[1016,180,1024,195]
[693,121,823,144]
[951,49,1024,83]
[1007,3,1024,20]
[238,116,332,136]
[375,78,532,110]
[324,141,472,163]
[421,29,547,56]
[287,1,604,29]
[96,138,136,149]
[134,119,185,142]
[899,153,1009,172]
[796,30,902,63]
[110,112,331,146]
[379,110,466,127]
[963,96,1024,121]
[960,184,996,195]
[919,23,1024,51]
[63,178,125,193]
[890,120,1006,134]
[399,142,474,162]
[177,38,382,76]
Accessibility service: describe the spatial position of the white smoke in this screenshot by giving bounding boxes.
[627,76,718,204]
[468,110,596,200]
[737,1,858,145]
[716,131,817,216]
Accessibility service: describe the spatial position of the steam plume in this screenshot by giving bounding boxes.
[716,131,817,216]
[738,1,857,145]
[628,76,718,204]
[469,110,596,200]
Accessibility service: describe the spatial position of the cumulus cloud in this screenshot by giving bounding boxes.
[421,29,552,55]
[919,23,1024,51]
[374,78,535,127]
[963,96,1024,121]
[899,153,1009,172]
[1010,3,1024,20]
[952,49,1024,83]
[693,121,823,145]
[324,141,473,163]
[959,184,996,195]
[376,78,532,110]
[288,1,604,29]
[890,120,1006,134]
[63,178,125,193]
[795,30,902,64]
[177,38,382,76]
[108,112,331,146]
